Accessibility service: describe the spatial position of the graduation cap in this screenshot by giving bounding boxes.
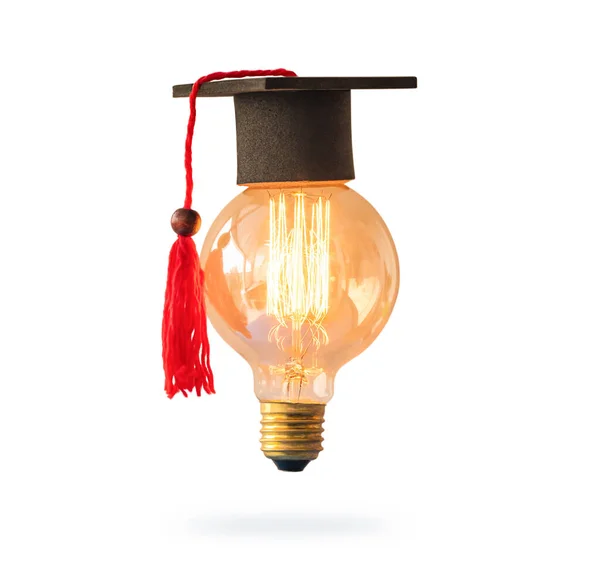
[173,75,417,184]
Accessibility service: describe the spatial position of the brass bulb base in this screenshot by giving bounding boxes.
[260,402,326,472]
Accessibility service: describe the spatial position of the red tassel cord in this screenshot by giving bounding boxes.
[162,68,297,398]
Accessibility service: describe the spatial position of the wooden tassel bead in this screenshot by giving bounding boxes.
[171,208,201,236]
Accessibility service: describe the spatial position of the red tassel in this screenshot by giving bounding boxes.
[162,235,214,398]
[162,68,297,398]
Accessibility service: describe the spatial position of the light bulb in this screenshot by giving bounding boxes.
[200,181,399,471]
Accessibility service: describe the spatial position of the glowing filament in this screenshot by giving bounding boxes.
[267,192,331,351]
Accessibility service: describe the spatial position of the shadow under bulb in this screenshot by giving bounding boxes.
[200,181,399,472]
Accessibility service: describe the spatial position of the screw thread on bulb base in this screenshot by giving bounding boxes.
[260,402,326,472]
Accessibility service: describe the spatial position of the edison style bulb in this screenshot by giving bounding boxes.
[200,181,399,471]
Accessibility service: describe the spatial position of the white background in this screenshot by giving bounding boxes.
[1,1,599,563]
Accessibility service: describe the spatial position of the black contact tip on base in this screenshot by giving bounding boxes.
[273,459,311,472]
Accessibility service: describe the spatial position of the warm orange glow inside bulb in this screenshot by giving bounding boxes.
[200,182,399,406]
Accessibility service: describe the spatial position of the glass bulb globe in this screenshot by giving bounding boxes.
[200,182,399,471]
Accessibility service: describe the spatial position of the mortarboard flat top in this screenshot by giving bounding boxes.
[173,76,417,98]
